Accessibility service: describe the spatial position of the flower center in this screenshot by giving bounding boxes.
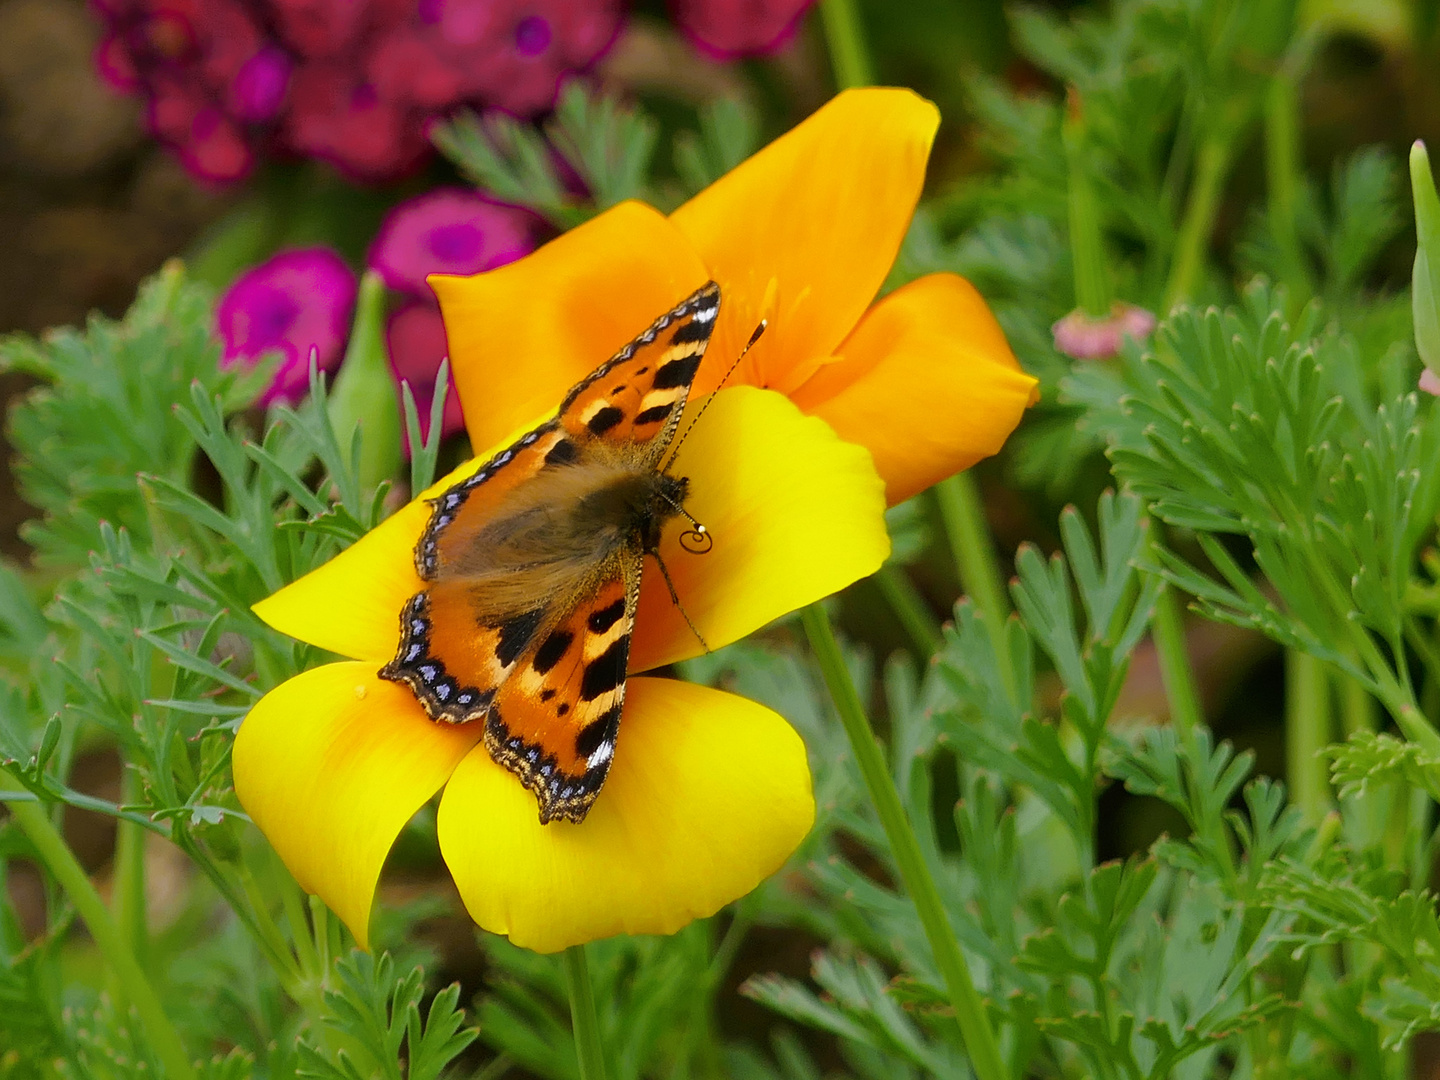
[514,15,551,56]
[249,288,301,344]
[427,222,484,264]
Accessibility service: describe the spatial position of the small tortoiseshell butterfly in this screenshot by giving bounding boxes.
[380,282,722,824]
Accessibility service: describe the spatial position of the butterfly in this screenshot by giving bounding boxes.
[380,282,722,825]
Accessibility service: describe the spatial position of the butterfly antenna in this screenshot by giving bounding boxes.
[652,548,710,653]
[663,319,767,472]
[658,491,713,554]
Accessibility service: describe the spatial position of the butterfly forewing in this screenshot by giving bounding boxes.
[556,281,719,461]
[380,281,720,823]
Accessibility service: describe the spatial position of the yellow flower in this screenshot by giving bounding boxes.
[233,87,1033,956]
[433,87,1037,505]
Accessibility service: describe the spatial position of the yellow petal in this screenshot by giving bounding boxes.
[437,676,813,952]
[670,87,939,398]
[430,200,710,454]
[789,273,1038,505]
[629,386,889,672]
[232,662,482,948]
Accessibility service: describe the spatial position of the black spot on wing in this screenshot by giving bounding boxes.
[669,318,714,346]
[532,629,573,675]
[652,354,703,390]
[495,608,544,667]
[587,597,626,634]
[634,403,673,426]
[575,705,621,758]
[556,702,570,716]
[546,438,578,467]
[587,405,624,435]
[580,635,629,701]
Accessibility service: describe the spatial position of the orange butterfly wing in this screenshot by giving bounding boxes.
[555,280,719,461]
[483,566,638,823]
[380,282,719,822]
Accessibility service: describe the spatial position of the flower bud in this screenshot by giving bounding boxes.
[328,271,402,492]
[1412,140,1440,380]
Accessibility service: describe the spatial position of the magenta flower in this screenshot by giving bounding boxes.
[96,0,274,182]
[368,189,536,298]
[671,0,814,59]
[386,302,465,448]
[216,248,358,406]
[283,62,428,181]
[1052,303,1158,361]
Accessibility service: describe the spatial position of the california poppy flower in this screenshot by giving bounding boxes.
[432,87,1037,506]
[233,86,1031,955]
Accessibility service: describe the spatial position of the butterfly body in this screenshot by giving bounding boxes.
[381,282,720,824]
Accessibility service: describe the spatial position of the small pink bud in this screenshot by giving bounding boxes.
[1052,302,1157,360]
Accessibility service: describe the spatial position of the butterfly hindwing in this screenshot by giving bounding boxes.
[380,280,720,822]
[483,556,640,824]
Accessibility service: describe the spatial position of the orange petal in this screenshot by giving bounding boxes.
[232,662,482,948]
[630,386,889,672]
[669,87,939,398]
[430,200,709,453]
[437,676,814,953]
[789,273,1038,504]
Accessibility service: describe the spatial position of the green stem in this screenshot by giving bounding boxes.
[1285,648,1332,824]
[1337,662,1378,736]
[564,945,609,1080]
[1150,585,1202,744]
[1063,90,1113,318]
[113,767,147,961]
[278,867,320,980]
[237,861,303,989]
[936,473,1016,703]
[818,0,874,90]
[1263,66,1313,305]
[801,605,1009,1080]
[874,564,944,658]
[1164,134,1233,310]
[0,773,195,1080]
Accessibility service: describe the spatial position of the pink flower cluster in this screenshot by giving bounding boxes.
[216,190,535,450]
[94,0,623,182]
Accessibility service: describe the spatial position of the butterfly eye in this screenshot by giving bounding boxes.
[680,525,712,555]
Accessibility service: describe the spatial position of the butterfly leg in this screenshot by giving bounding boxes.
[651,548,710,653]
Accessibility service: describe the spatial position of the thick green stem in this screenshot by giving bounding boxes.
[1150,584,1202,744]
[1285,648,1332,824]
[801,605,1009,1080]
[113,767,147,961]
[818,0,873,90]
[935,473,1016,703]
[1263,68,1313,304]
[1,773,195,1080]
[1063,90,1113,318]
[564,945,609,1080]
[874,564,944,658]
[1164,134,1232,310]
